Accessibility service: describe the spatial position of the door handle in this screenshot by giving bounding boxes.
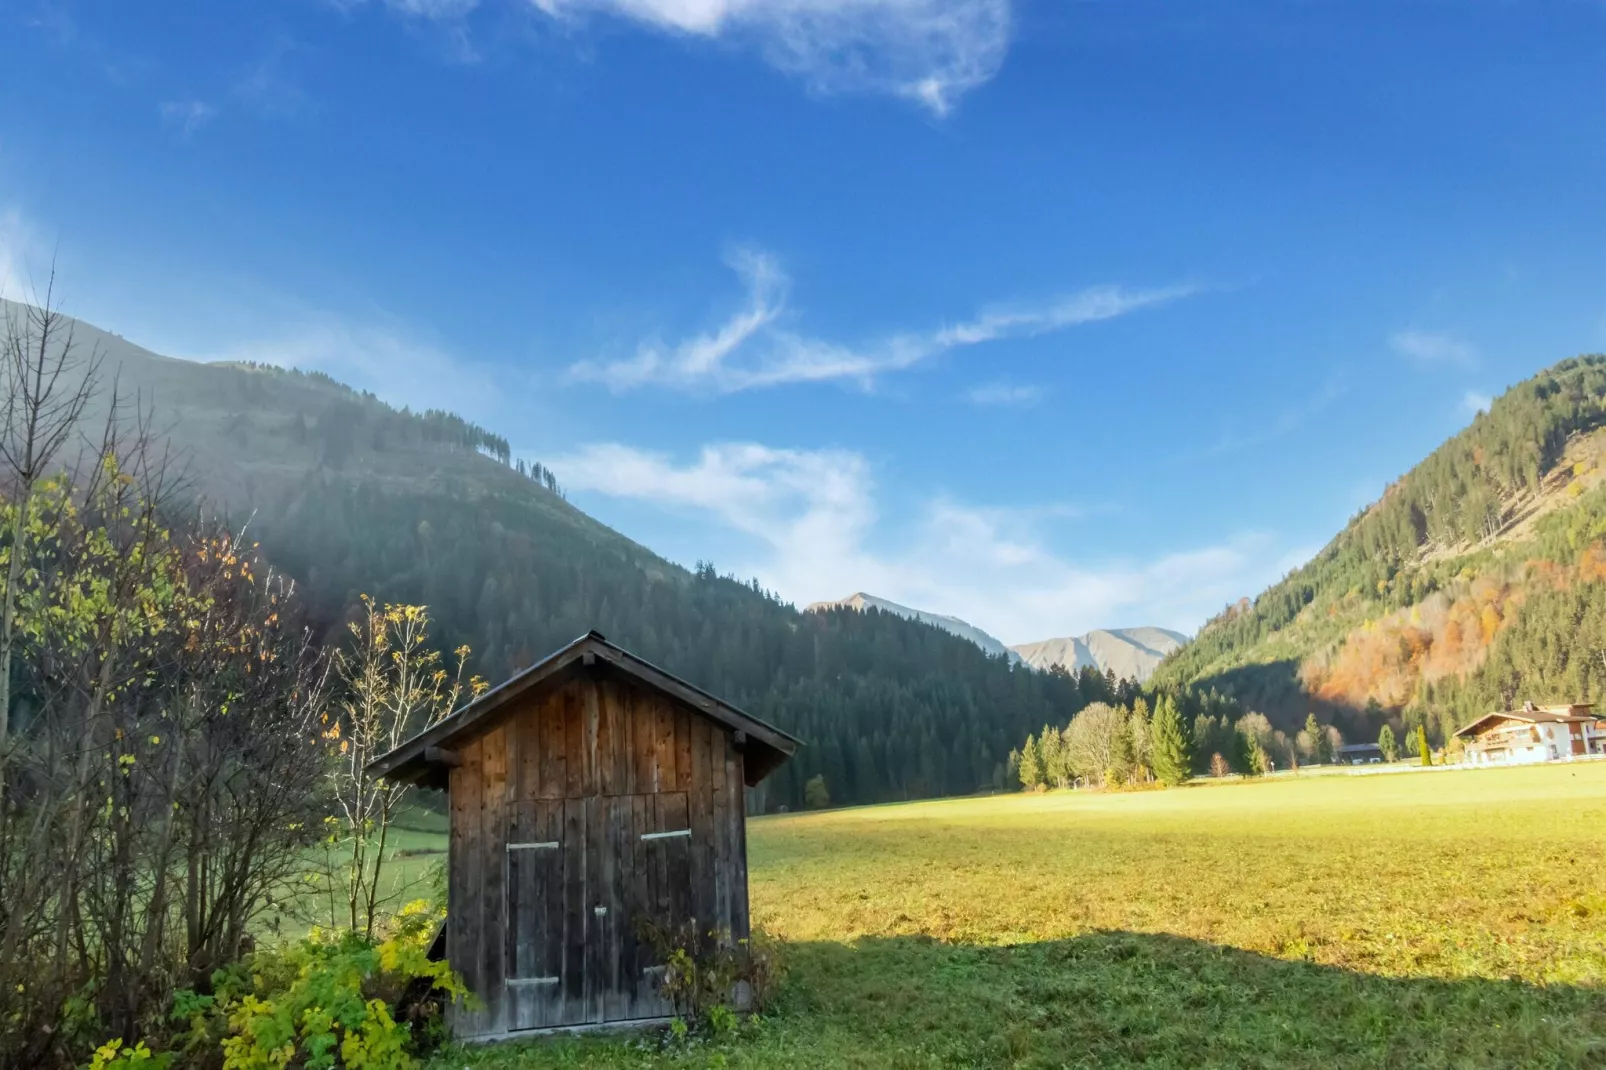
[593,905,608,917]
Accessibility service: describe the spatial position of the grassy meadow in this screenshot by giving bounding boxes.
[432,764,1606,1068]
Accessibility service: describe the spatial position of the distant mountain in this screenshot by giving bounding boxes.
[1010,628,1189,683]
[804,594,1185,683]
[805,593,1019,662]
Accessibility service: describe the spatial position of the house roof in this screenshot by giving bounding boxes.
[1337,743,1382,753]
[365,631,802,790]
[1454,703,1596,738]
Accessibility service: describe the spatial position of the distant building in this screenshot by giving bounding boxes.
[1454,702,1605,766]
[1337,742,1384,765]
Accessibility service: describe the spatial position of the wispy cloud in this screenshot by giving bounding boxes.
[160,99,219,138]
[1463,390,1492,415]
[234,37,317,116]
[967,381,1041,407]
[552,439,1299,642]
[1200,376,1346,459]
[0,210,29,297]
[0,208,52,300]
[568,249,1194,394]
[526,0,1012,114]
[1390,328,1477,368]
[383,0,482,16]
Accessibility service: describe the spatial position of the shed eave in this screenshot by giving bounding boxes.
[365,631,801,789]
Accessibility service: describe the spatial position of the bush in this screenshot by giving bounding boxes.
[635,920,785,1040]
[169,901,463,1070]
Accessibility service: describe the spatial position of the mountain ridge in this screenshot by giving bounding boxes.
[805,592,1019,662]
[1010,627,1189,683]
[807,591,1187,681]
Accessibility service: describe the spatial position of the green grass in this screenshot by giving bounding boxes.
[266,804,450,938]
[431,764,1606,1068]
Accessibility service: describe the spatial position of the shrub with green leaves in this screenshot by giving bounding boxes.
[634,919,784,1042]
[171,901,463,1070]
[86,1039,172,1069]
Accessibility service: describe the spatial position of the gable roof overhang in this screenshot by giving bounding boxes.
[365,631,800,791]
[1456,713,1533,738]
[1456,708,1597,738]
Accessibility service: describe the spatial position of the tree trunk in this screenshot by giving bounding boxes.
[0,481,34,761]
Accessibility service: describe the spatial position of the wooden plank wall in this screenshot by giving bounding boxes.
[446,673,750,1038]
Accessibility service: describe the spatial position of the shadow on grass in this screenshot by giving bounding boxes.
[771,931,1606,1069]
[444,930,1606,1069]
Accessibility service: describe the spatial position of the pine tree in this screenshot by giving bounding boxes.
[1151,695,1191,786]
[1304,712,1328,763]
[1378,723,1398,762]
[1040,725,1067,788]
[1018,734,1043,790]
[1418,727,1433,767]
[1245,736,1269,777]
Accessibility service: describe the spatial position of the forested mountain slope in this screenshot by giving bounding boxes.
[806,592,1018,661]
[1152,355,1606,749]
[19,302,1116,811]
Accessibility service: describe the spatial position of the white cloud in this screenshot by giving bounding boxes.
[0,208,51,302]
[1390,328,1477,368]
[526,0,1011,114]
[160,99,219,138]
[0,210,29,297]
[330,0,482,16]
[234,37,317,116]
[569,249,1193,394]
[967,381,1040,406]
[552,439,1296,642]
[385,0,481,15]
[1463,390,1492,415]
[1199,376,1346,459]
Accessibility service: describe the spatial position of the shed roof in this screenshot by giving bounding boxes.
[1454,702,1596,738]
[365,630,801,789]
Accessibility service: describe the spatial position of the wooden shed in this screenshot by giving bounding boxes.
[367,630,800,1040]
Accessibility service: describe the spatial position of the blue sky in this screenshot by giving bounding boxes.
[2,0,1605,645]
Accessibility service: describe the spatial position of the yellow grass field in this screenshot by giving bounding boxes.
[439,764,1606,1069]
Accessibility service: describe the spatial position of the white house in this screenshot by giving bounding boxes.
[1455,702,1605,765]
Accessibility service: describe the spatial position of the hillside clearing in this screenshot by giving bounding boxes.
[434,764,1606,1068]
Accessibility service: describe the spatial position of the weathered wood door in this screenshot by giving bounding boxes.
[610,792,693,1022]
[505,792,695,1030]
[504,799,590,1031]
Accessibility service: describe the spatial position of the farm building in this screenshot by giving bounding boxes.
[1455,702,1604,766]
[367,630,801,1040]
[1336,742,1384,765]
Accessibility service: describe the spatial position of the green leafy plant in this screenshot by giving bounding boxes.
[85,1039,173,1069]
[635,919,785,1041]
[172,900,463,1070]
